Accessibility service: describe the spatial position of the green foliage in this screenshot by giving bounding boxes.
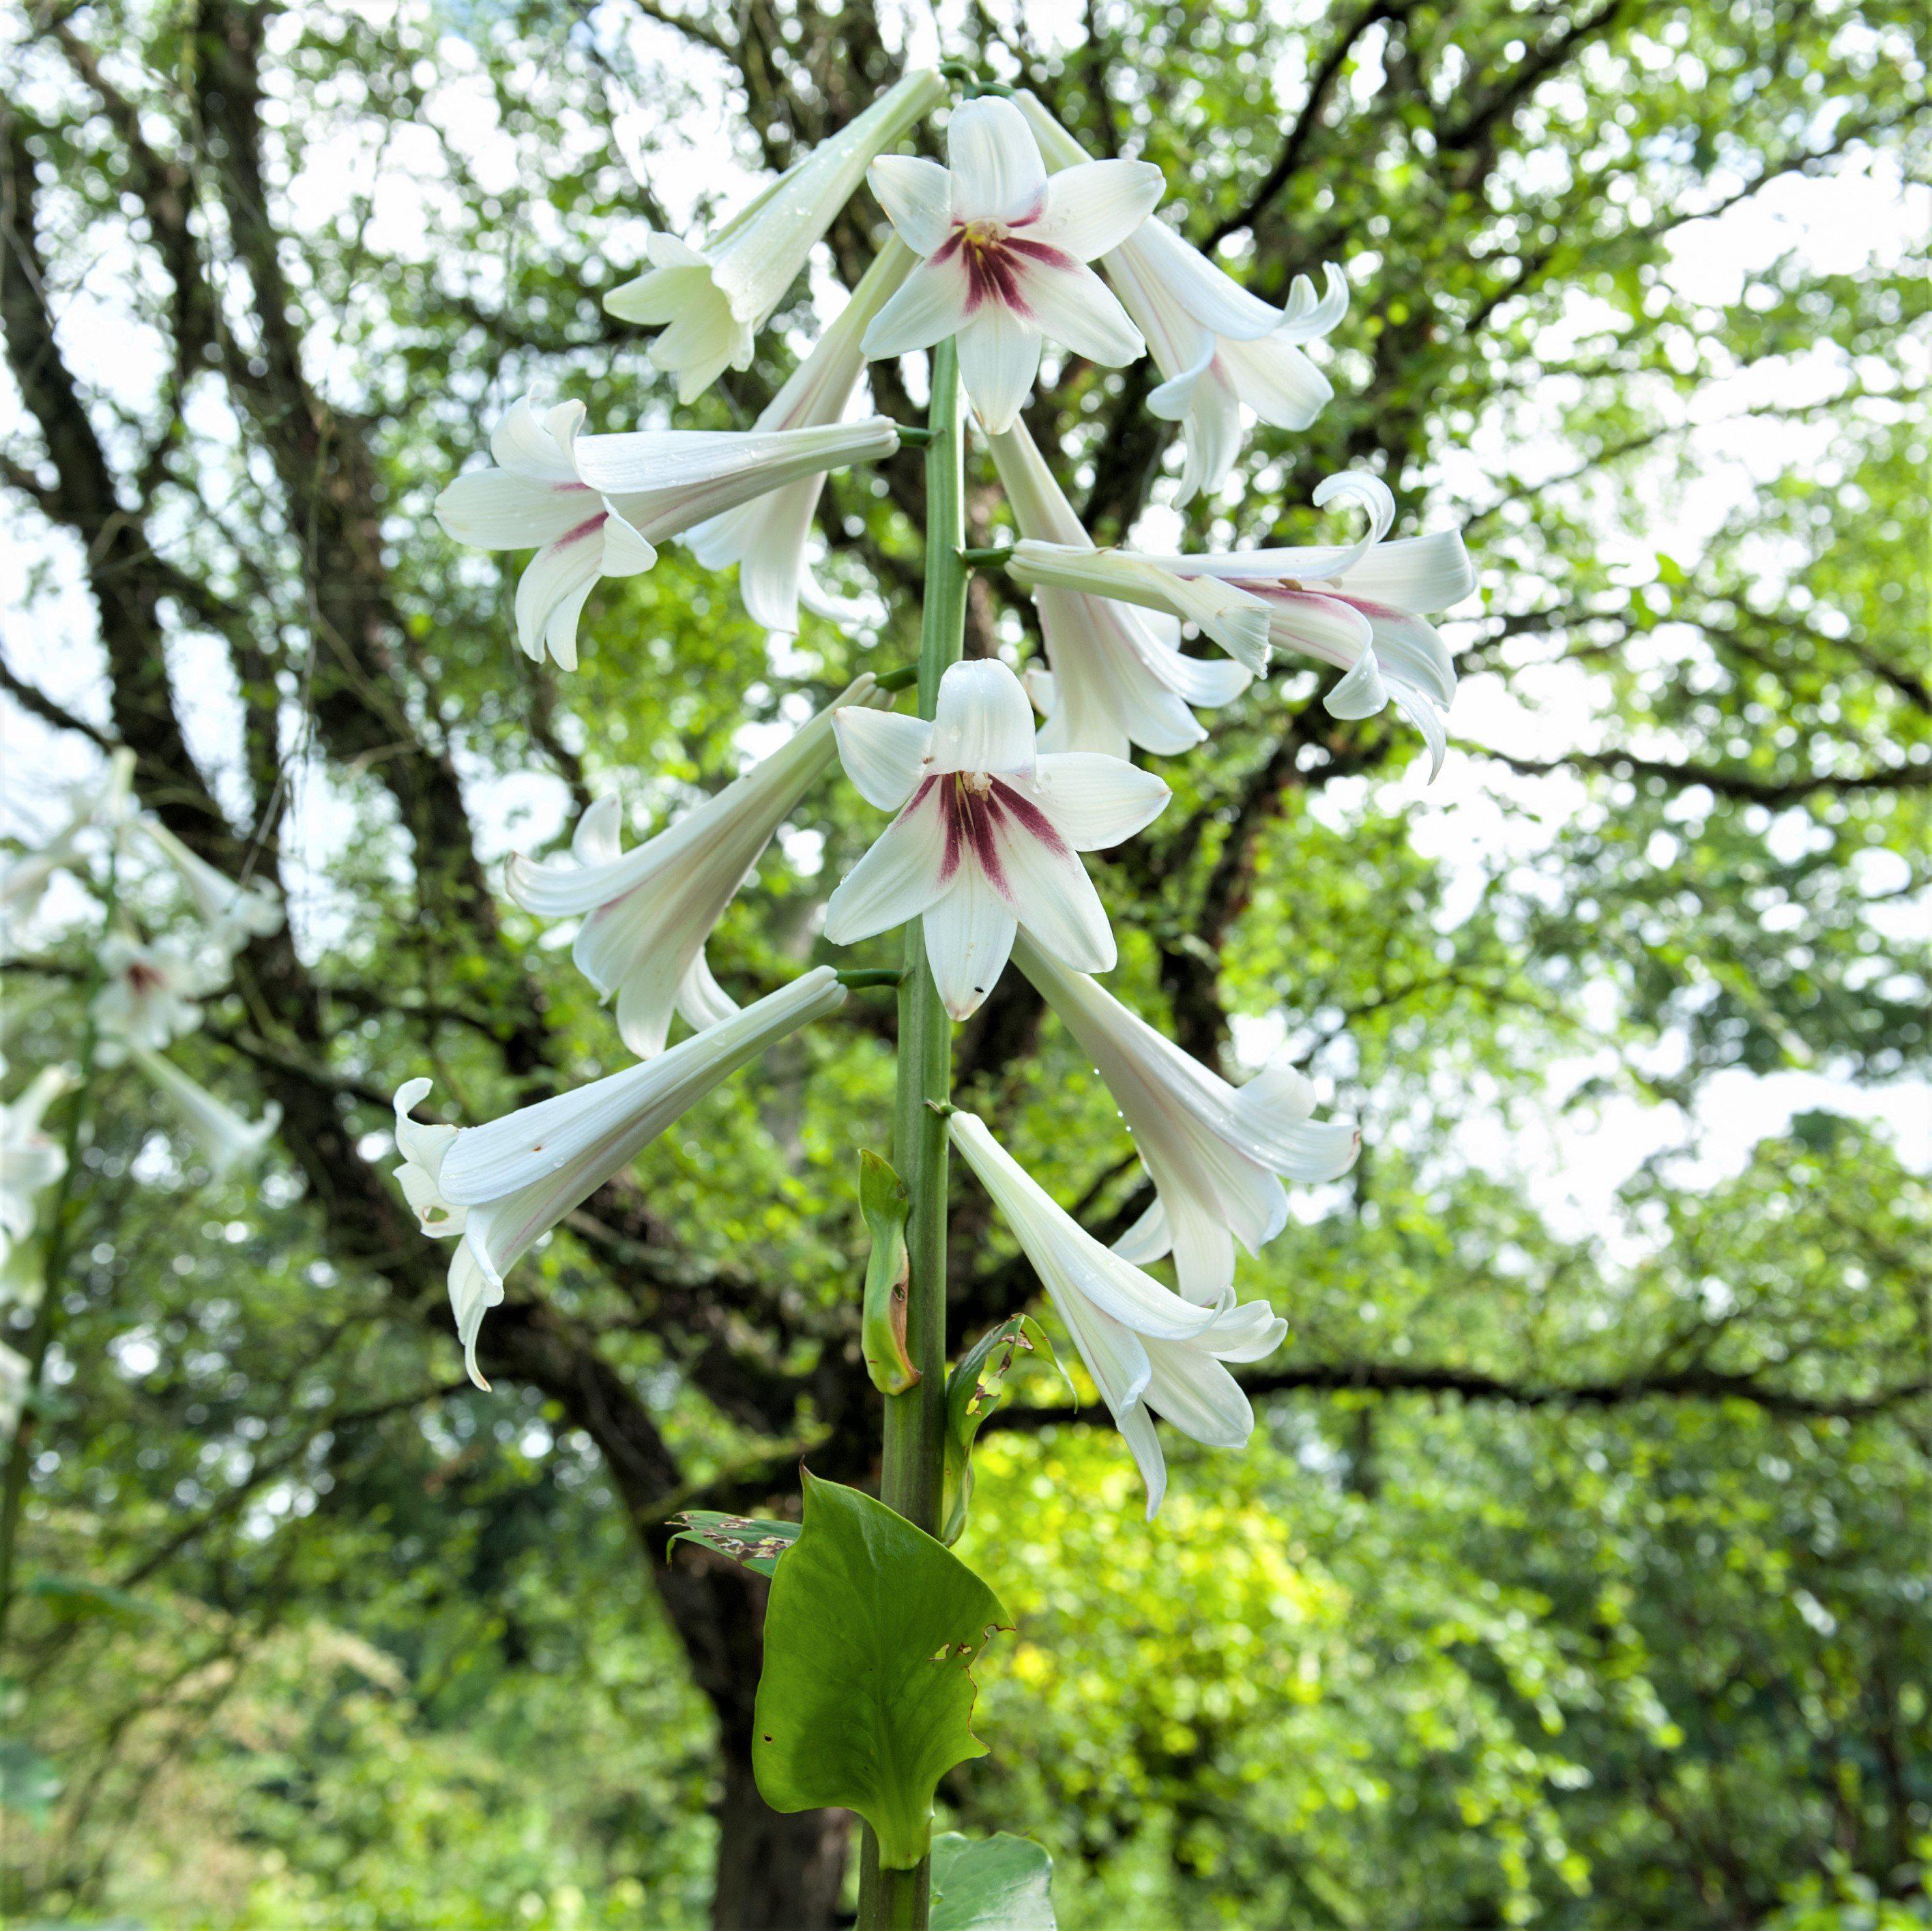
[860,1150,919,1397]
[941,1316,1069,1547]
[753,1476,1009,1868]
[929,1832,1056,1931]
[667,1512,802,1578]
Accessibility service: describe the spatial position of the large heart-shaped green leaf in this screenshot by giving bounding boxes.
[931,1831,1057,1930]
[752,1472,1009,1868]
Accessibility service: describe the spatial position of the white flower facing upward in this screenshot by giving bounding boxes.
[948,1109,1287,1517]
[1009,471,1476,776]
[506,676,887,1058]
[685,239,916,633]
[986,418,1250,757]
[126,1047,280,1178]
[394,967,847,1386]
[1,1066,74,1280]
[91,935,221,1059]
[1018,91,1347,508]
[435,398,901,669]
[604,68,946,403]
[1014,935,1359,1305]
[823,659,1170,1021]
[862,94,1164,434]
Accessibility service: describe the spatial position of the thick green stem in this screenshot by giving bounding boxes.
[856,337,967,1930]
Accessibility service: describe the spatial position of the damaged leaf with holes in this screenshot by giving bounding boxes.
[941,1314,1070,1545]
[668,1511,802,1578]
[752,1472,1008,1868]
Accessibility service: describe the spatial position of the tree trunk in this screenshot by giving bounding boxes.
[710,1752,851,1931]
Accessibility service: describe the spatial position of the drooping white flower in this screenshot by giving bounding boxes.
[985,419,1250,757]
[126,1046,280,1178]
[685,239,916,633]
[0,750,134,959]
[91,935,221,1058]
[1018,91,1347,507]
[862,95,1164,434]
[947,1109,1286,1517]
[435,399,901,669]
[0,1066,74,1280]
[394,967,847,1386]
[823,659,1170,1021]
[123,819,282,955]
[603,69,946,404]
[506,676,887,1058]
[1004,540,1274,676]
[0,1340,28,1438]
[1011,472,1476,776]
[1014,935,1358,1305]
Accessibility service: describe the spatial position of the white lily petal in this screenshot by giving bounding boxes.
[995,811,1113,975]
[947,95,1049,225]
[1024,754,1170,850]
[1111,207,1285,340]
[1140,1342,1254,1449]
[1114,1404,1169,1520]
[868,154,954,255]
[1216,328,1333,432]
[1321,646,1390,720]
[675,947,740,1032]
[923,865,1019,1020]
[862,251,974,358]
[128,1045,278,1177]
[834,707,934,811]
[1340,528,1477,613]
[925,658,1038,778]
[437,471,596,549]
[1014,253,1145,366]
[822,783,950,942]
[491,396,584,478]
[515,525,604,667]
[1112,1196,1172,1266]
[1030,158,1165,259]
[956,304,1043,435]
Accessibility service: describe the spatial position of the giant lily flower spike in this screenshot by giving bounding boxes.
[126,1047,280,1178]
[1014,936,1358,1305]
[986,419,1250,757]
[604,68,946,403]
[91,935,220,1057]
[823,659,1170,1021]
[1009,472,1475,776]
[862,95,1165,435]
[947,1109,1287,1517]
[435,399,901,669]
[394,967,847,1386]
[506,676,887,1058]
[1018,92,1347,508]
[686,239,916,633]
[0,1066,74,1279]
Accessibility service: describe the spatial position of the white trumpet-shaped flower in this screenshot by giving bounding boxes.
[948,1109,1286,1517]
[506,676,886,1058]
[986,420,1250,757]
[604,68,946,403]
[1014,936,1358,1305]
[685,239,916,633]
[1018,92,1347,507]
[126,1047,280,1178]
[1005,540,1274,676]
[1010,473,1475,776]
[1,1066,74,1279]
[1135,474,1474,776]
[0,751,134,959]
[394,967,847,1386]
[435,398,901,669]
[91,935,221,1059]
[124,819,282,956]
[823,659,1169,1021]
[862,95,1164,434]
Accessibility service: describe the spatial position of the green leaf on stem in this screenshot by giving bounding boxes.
[667,1511,801,1578]
[931,1831,1057,1930]
[858,1150,918,1396]
[0,1737,61,1820]
[941,1315,1070,1545]
[752,1472,1008,1869]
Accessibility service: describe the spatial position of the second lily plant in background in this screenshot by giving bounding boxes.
[401,60,1474,1931]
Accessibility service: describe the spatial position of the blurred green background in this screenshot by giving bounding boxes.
[1,0,1927,1926]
